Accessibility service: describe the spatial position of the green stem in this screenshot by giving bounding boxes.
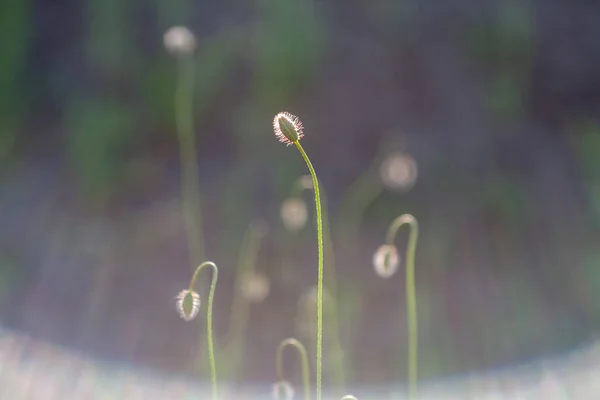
[320,186,346,392]
[386,214,419,399]
[176,53,204,268]
[276,338,311,400]
[188,261,219,400]
[293,176,346,391]
[293,141,324,400]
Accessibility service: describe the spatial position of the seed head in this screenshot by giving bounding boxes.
[372,244,400,279]
[273,112,304,146]
[163,26,196,55]
[175,289,201,321]
[272,380,295,400]
[280,197,308,232]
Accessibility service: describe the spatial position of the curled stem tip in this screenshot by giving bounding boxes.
[385,214,419,399]
[187,261,219,400]
[276,338,311,400]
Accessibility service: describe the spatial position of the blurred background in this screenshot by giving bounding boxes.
[1,0,600,398]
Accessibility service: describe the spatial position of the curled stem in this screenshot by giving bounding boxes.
[276,338,311,400]
[188,261,219,400]
[293,141,324,400]
[175,52,204,267]
[386,214,419,399]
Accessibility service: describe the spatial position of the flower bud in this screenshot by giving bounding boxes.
[163,26,196,55]
[372,244,400,278]
[273,112,304,146]
[379,152,418,191]
[175,289,201,321]
[272,380,295,400]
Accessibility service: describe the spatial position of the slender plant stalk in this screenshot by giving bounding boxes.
[290,176,345,391]
[318,184,346,391]
[294,142,324,400]
[175,53,204,268]
[272,112,323,400]
[187,261,219,400]
[276,338,311,400]
[386,214,419,399]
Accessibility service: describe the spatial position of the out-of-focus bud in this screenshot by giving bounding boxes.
[372,244,400,279]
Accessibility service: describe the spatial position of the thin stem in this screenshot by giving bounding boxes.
[188,261,219,400]
[386,214,419,399]
[294,141,324,400]
[176,53,204,268]
[293,176,346,391]
[276,338,311,400]
[318,184,346,392]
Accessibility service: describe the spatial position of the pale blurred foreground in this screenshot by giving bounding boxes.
[1,326,599,399]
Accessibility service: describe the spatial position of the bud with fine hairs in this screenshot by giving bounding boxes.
[175,289,201,321]
[273,112,304,145]
[163,26,196,55]
[372,244,400,279]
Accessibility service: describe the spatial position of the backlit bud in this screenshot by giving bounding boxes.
[175,289,201,321]
[372,244,400,278]
[273,112,304,146]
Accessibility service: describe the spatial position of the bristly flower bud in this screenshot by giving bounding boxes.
[163,26,196,55]
[175,289,201,321]
[273,112,304,146]
[373,244,400,279]
[272,380,295,400]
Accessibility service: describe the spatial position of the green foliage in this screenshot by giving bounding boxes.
[254,0,325,106]
[0,0,31,162]
[66,98,133,198]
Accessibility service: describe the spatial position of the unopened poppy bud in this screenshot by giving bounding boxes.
[273,112,304,146]
[163,26,196,55]
[380,152,418,191]
[175,289,201,321]
[272,380,295,400]
[372,244,400,278]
